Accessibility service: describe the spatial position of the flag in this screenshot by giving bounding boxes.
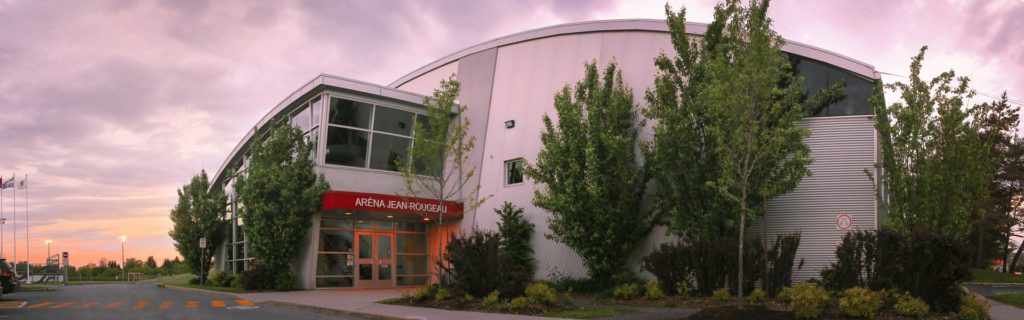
[0,175,13,189]
[17,176,26,190]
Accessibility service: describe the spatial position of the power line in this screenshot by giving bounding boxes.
[877,71,1024,106]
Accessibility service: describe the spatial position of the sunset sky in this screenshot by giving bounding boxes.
[0,0,1021,267]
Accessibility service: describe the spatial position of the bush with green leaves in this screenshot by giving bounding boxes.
[644,281,665,300]
[958,294,990,320]
[435,287,453,302]
[525,282,557,305]
[230,274,243,288]
[506,297,531,311]
[894,293,929,319]
[641,241,692,295]
[746,288,767,304]
[676,281,692,297]
[413,285,438,301]
[712,288,730,301]
[644,237,766,296]
[496,202,536,297]
[787,282,830,319]
[612,283,641,300]
[241,265,274,291]
[483,290,501,308]
[838,287,883,319]
[442,228,502,297]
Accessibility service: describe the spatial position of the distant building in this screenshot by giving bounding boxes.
[210,19,881,289]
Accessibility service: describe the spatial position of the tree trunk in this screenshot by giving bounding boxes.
[1011,239,1024,274]
[738,200,746,300]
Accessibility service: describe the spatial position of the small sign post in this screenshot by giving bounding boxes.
[199,237,207,286]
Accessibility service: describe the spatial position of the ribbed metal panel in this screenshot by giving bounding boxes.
[749,116,877,281]
[396,62,459,96]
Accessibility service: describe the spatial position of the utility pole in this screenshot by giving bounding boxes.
[119,236,126,281]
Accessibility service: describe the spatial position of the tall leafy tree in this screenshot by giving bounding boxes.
[695,0,815,298]
[524,61,651,284]
[495,202,535,296]
[168,170,226,281]
[398,75,488,284]
[234,121,329,290]
[872,47,991,240]
[646,2,844,241]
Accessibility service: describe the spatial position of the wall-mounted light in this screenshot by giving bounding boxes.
[504,120,516,129]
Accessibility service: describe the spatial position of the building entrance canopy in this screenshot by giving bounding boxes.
[321,191,464,220]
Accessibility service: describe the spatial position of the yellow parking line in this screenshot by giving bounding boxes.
[77,302,100,309]
[50,302,75,309]
[186,300,199,309]
[159,301,172,309]
[27,301,54,309]
[211,300,226,308]
[0,301,27,309]
[133,301,149,310]
[105,301,123,309]
[235,300,254,307]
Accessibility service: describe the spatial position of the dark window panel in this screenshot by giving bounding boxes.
[329,98,372,128]
[325,127,369,167]
[373,106,414,136]
[368,133,410,171]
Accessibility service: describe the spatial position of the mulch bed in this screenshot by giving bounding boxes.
[687,305,794,320]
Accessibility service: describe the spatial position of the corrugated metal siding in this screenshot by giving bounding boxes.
[749,116,877,281]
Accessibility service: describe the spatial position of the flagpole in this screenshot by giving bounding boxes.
[1,175,5,259]
[12,173,16,272]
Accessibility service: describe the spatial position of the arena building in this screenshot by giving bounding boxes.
[211,19,880,289]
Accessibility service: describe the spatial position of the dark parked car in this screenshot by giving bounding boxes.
[0,259,19,294]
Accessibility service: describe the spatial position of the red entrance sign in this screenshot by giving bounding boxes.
[321,191,464,219]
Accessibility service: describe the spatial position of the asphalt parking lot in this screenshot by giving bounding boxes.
[0,283,360,319]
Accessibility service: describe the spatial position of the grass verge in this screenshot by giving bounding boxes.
[988,293,1024,309]
[143,273,245,293]
[540,307,633,319]
[970,268,1024,283]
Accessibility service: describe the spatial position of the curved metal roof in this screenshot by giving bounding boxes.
[390,19,879,88]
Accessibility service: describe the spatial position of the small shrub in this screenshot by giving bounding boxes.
[894,294,929,319]
[676,281,691,297]
[641,241,693,296]
[241,265,274,291]
[787,282,830,320]
[712,288,731,301]
[207,272,225,286]
[612,283,641,300]
[746,288,767,304]
[230,274,243,289]
[838,287,883,319]
[483,290,501,308]
[525,282,557,305]
[400,291,413,301]
[274,270,297,291]
[777,286,793,303]
[435,287,453,302]
[461,294,475,304]
[644,281,665,300]
[443,229,502,297]
[188,277,200,285]
[413,285,438,301]
[496,202,536,298]
[506,297,531,311]
[958,294,990,320]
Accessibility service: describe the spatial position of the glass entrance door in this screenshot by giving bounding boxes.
[355,232,394,288]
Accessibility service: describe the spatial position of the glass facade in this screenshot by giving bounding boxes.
[324,97,426,172]
[316,213,428,288]
[790,55,875,116]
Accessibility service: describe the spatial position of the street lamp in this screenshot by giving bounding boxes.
[44,239,52,268]
[119,236,126,281]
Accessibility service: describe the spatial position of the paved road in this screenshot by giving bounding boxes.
[964,283,1024,296]
[0,284,362,319]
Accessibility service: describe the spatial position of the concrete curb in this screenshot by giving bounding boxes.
[157,284,406,320]
[965,282,1024,286]
[261,300,407,320]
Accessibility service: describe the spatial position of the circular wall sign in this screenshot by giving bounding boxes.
[836,214,853,230]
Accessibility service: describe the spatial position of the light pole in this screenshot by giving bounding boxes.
[119,236,126,281]
[44,239,51,280]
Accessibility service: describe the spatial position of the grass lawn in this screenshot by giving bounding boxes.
[541,307,633,319]
[970,268,1024,283]
[988,293,1024,309]
[143,273,246,294]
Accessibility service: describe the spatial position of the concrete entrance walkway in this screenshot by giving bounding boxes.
[964,284,1024,320]
[236,288,564,320]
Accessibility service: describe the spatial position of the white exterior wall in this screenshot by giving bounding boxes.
[396,62,459,96]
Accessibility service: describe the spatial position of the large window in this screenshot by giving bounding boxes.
[325,97,425,172]
[790,55,875,116]
[291,96,323,161]
[317,216,355,288]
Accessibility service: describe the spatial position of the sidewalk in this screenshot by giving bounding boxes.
[963,285,1024,320]
[235,288,565,320]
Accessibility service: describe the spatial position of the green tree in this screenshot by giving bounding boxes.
[168,170,227,281]
[234,121,329,290]
[524,61,651,284]
[872,47,991,240]
[694,0,815,298]
[398,75,487,284]
[495,201,535,296]
[145,256,158,269]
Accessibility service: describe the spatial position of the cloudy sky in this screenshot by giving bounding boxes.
[0,0,1021,267]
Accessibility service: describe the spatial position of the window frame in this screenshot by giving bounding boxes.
[321,94,428,174]
[504,158,525,186]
